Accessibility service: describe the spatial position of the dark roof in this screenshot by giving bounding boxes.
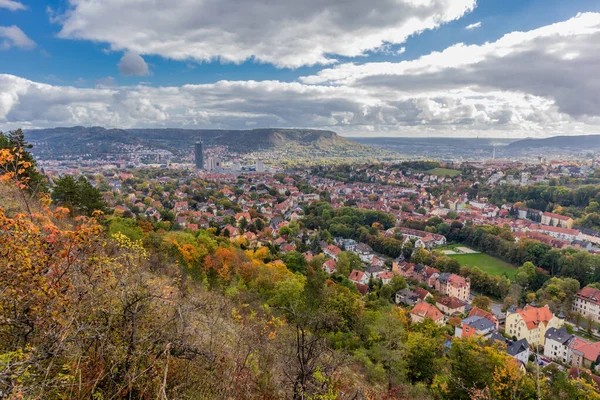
[462,316,495,331]
[490,333,529,356]
[544,327,573,345]
[365,265,384,274]
[507,339,529,356]
[490,332,507,344]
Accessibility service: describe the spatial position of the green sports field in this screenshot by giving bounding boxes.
[425,168,461,177]
[448,253,517,279]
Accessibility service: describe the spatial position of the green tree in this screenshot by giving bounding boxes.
[471,296,491,311]
[52,175,107,216]
[336,251,362,276]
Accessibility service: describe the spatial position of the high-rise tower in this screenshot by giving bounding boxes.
[195,141,204,169]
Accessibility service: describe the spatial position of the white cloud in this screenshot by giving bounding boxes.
[0,25,35,50]
[465,21,481,30]
[397,47,406,55]
[3,13,600,137]
[0,0,26,11]
[300,13,600,119]
[55,0,476,68]
[118,51,150,76]
[1,73,595,138]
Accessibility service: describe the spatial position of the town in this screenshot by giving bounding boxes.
[34,136,600,388]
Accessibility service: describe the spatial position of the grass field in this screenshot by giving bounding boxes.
[425,168,461,177]
[448,253,517,279]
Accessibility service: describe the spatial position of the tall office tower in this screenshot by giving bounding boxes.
[194,141,204,169]
[256,160,264,172]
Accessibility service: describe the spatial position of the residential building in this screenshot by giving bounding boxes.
[568,337,600,368]
[435,273,471,301]
[323,244,342,261]
[573,286,600,323]
[544,327,573,363]
[395,288,419,306]
[455,315,496,338]
[506,304,563,346]
[469,307,499,330]
[348,269,369,285]
[323,259,336,274]
[541,212,574,228]
[414,287,433,302]
[410,301,445,326]
[436,296,467,315]
[490,333,530,364]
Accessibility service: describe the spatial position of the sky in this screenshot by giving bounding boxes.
[1,0,600,137]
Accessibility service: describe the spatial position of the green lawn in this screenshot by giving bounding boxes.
[425,168,461,177]
[448,253,517,279]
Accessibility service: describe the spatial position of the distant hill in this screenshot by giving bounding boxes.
[507,135,600,150]
[24,126,375,159]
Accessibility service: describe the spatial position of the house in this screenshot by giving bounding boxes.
[280,243,295,254]
[371,257,385,268]
[415,287,433,302]
[435,273,471,301]
[544,327,573,363]
[365,265,384,279]
[469,307,499,330]
[436,296,467,316]
[568,337,600,368]
[541,212,574,229]
[399,227,447,248]
[354,283,370,296]
[379,271,394,285]
[222,224,240,238]
[573,286,600,323]
[323,245,342,261]
[455,316,495,338]
[410,301,445,326]
[506,304,563,346]
[395,289,419,306]
[323,259,337,274]
[335,237,357,252]
[348,269,369,285]
[490,333,530,364]
[355,243,374,262]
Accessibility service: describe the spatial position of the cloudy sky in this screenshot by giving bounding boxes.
[1,0,600,137]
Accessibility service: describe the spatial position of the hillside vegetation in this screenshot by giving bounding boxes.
[25,127,376,159]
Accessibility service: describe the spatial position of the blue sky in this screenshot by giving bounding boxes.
[1,0,600,136]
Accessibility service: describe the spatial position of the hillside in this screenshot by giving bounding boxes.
[24,126,375,159]
[507,134,600,150]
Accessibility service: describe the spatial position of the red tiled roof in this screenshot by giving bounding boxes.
[516,304,554,330]
[411,301,444,321]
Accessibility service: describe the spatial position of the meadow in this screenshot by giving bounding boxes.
[425,167,461,177]
[448,252,518,279]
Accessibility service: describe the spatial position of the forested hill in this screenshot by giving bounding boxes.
[508,134,600,150]
[24,126,374,158]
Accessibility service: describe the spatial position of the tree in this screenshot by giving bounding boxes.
[411,248,433,265]
[402,241,414,260]
[405,331,444,384]
[434,255,460,274]
[336,251,362,276]
[284,251,309,275]
[515,261,537,288]
[0,129,47,194]
[53,175,107,216]
[471,296,491,312]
